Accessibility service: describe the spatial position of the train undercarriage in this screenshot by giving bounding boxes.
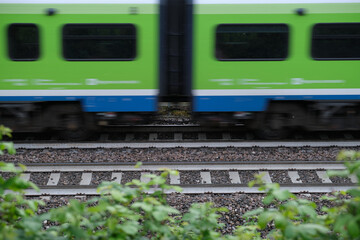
[196,101,360,139]
[1,100,360,140]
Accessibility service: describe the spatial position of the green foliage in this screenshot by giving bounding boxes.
[0,133,227,240]
[0,125,16,155]
[323,151,360,240]
[236,150,360,240]
[0,165,229,240]
[0,127,52,240]
[0,125,227,240]
[1,124,360,240]
[175,202,228,239]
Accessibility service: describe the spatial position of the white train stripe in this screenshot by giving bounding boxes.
[111,172,122,184]
[80,172,92,185]
[39,196,51,201]
[170,174,181,184]
[193,89,360,96]
[0,0,158,4]
[47,173,60,186]
[141,172,151,183]
[222,133,231,140]
[20,173,31,181]
[288,171,302,183]
[0,89,158,96]
[174,133,183,141]
[149,133,158,141]
[198,133,207,140]
[125,134,135,141]
[316,171,332,183]
[200,171,212,184]
[349,174,358,183]
[229,171,241,184]
[194,0,360,4]
[259,171,272,183]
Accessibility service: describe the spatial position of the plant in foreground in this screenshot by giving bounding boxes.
[1,125,360,239]
[236,150,360,240]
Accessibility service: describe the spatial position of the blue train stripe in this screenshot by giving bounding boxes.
[0,96,157,112]
[194,95,360,112]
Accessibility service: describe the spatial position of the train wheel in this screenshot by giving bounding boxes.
[58,114,92,140]
[58,127,91,141]
[256,126,288,140]
[255,114,289,140]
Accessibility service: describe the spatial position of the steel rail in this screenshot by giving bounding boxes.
[18,161,347,172]
[17,183,357,196]
[14,141,360,149]
[4,162,357,196]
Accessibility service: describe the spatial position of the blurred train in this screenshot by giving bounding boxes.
[0,0,359,139]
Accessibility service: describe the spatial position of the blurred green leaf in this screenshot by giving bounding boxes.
[348,219,360,238]
[272,189,291,201]
[258,211,273,229]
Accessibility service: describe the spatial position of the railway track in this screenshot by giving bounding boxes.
[13,140,360,149]
[11,125,360,143]
[5,161,357,196]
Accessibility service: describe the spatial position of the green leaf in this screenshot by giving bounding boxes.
[152,210,168,221]
[132,202,153,212]
[274,214,288,229]
[348,219,360,238]
[2,142,15,154]
[284,224,297,238]
[135,162,142,168]
[110,190,124,202]
[243,208,264,217]
[157,205,180,215]
[298,205,317,218]
[23,218,43,232]
[120,221,139,235]
[272,189,291,201]
[347,189,360,197]
[171,185,183,192]
[327,170,349,178]
[258,211,274,229]
[263,195,275,205]
[334,214,352,233]
[0,162,18,172]
[298,224,329,236]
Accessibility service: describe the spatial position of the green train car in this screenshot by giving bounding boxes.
[0,0,159,138]
[0,0,359,139]
[192,0,360,138]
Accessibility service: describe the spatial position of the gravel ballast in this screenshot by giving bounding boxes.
[28,192,348,235]
[2,147,359,164]
[29,172,51,186]
[269,170,293,184]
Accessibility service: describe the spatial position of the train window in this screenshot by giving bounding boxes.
[312,23,360,60]
[8,24,39,61]
[215,24,289,61]
[63,24,136,61]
